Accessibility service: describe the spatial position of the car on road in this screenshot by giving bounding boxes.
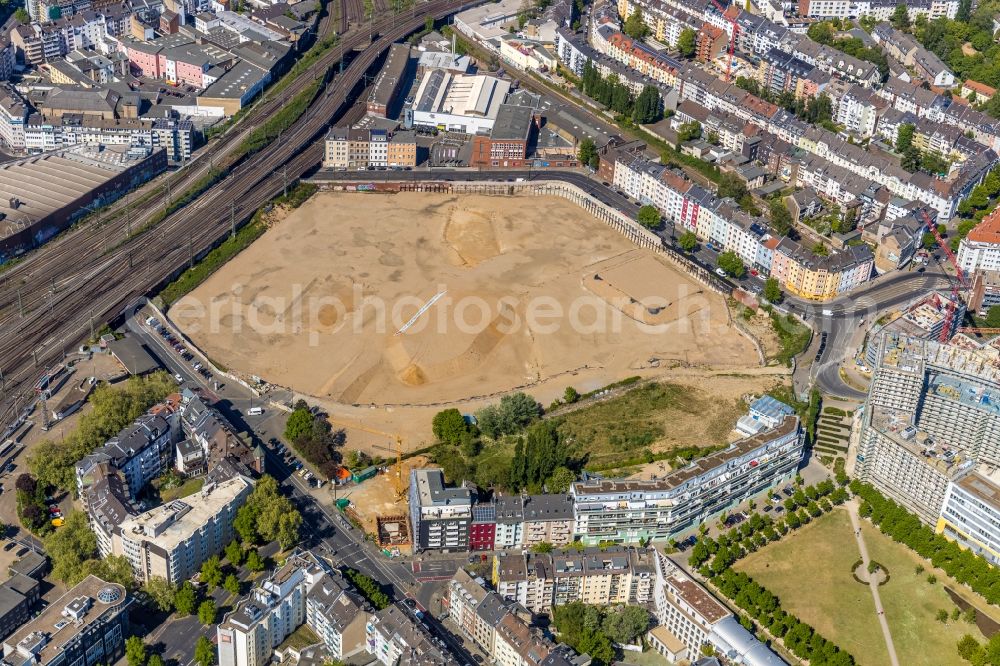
[749,268,758,276]
[715,268,728,278]
[14,547,27,557]
[174,373,184,383]
[3,542,15,552]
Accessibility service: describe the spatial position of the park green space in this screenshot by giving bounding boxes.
[734,508,889,666]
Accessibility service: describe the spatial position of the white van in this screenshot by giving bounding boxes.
[246,406,264,416]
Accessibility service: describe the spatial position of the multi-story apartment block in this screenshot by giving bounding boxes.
[521,494,574,547]
[323,127,417,169]
[366,603,460,666]
[858,334,1000,524]
[219,551,368,666]
[938,473,1000,566]
[958,209,1000,277]
[448,569,585,666]
[797,0,957,21]
[769,236,874,300]
[409,468,472,553]
[495,495,526,549]
[570,417,802,545]
[113,475,254,584]
[75,413,176,499]
[1,576,131,666]
[492,547,653,613]
[651,552,787,664]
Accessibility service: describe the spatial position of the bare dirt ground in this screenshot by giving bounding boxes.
[335,455,429,537]
[172,192,759,450]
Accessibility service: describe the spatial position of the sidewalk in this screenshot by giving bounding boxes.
[846,499,900,666]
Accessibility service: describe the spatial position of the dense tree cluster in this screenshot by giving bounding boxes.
[510,422,568,492]
[29,373,176,493]
[552,601,650,665]
[284,401,343,479]
[579,63,661,124]
[735,78,839,130]
[804,22,888,80]
[622,7,649,39]
[345,568,390,609]
[475,392,542,440]
[232,475,302,549]
[577,137,599,170]
[717,251,746,279]
[45,511,135,588]
[432,408,478,453]
[16,473,49,535]
[677,28,697,58]
[852,481,1000,604]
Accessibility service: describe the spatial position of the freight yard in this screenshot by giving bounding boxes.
[171,191,758,438]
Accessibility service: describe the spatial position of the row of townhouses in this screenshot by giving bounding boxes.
[410,409,803,552]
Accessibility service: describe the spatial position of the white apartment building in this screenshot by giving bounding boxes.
[938,473,1000,566]
[859,333,1000,524]
[113,475,254,584]
[76,413,176,499]
[652,551,787,665]
[570,416,802,545]
[958,210,1000,276]
[305,576,370,661]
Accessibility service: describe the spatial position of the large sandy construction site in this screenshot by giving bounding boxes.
[172,191,756,419]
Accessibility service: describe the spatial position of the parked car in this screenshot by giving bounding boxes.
[715,267,728,278]
[3,542,16,552]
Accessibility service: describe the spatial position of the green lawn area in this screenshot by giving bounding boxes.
[616,649,671,666]
[159,477,203,503]
[735,508,890,666]
[277,623,320,651]
[554,382,743,470]
[860,522,986,666]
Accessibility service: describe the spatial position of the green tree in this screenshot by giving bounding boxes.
[125,636,147,666]
[891,3,910,30]
[677,121,702,142]
[547,466,576,493]
[601,605,650,643]
[896,123,916,152]
[769,198,793,236]
[275,511,303,549]
[637,205,661,229]
[44,511,97,585]
[200,556,223,589]
[225,540,243,567]
[143,577,177,612]
[958,634,984,663]
[432,408,472,445]
[764,277,783,303]
[812,242,830,257]
[577,137,598,170]
[148,655,165,666]
[678,230,698,252]
[717,251,746,278]
[424,16,434,32]
[284,406,314,443]
[563,386,579,404]
[901,145,922,172]
[224,573,241,597]
[922,231,937,250]
[198,599,217,625]
[677,28,697,58]
[530,541,554,553]
[623,6,649,39]
[174,582,198,616]
[195,636,216,666]
[13,7,28,23]
[632,85,661,124]
[717,172,749,202]
[246,549,265,572]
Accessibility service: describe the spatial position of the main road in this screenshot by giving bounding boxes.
[0,0,482,430]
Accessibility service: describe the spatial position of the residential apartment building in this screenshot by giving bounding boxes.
[958,209,1000,277]
[409,468,472,553]
[570,417,802,545]
[858,333,1000,525]
[323,127,417,169]
[0,574,40,642]
[366,603,460,666]
[75,413,176,499]
[938,473,1000,566]
[652,552,787,665]
[218,551,368,666]
[113,475,254,584]
[1,576,130,666]
[448,569,585,666]
[492,547,653,613]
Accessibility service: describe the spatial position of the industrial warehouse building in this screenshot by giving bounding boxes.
[0,144,165,263]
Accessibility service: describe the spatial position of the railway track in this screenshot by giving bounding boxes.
[0,0,478,426]
[0,0,351,321]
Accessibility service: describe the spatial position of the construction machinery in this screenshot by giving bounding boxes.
[708,0,739,82]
